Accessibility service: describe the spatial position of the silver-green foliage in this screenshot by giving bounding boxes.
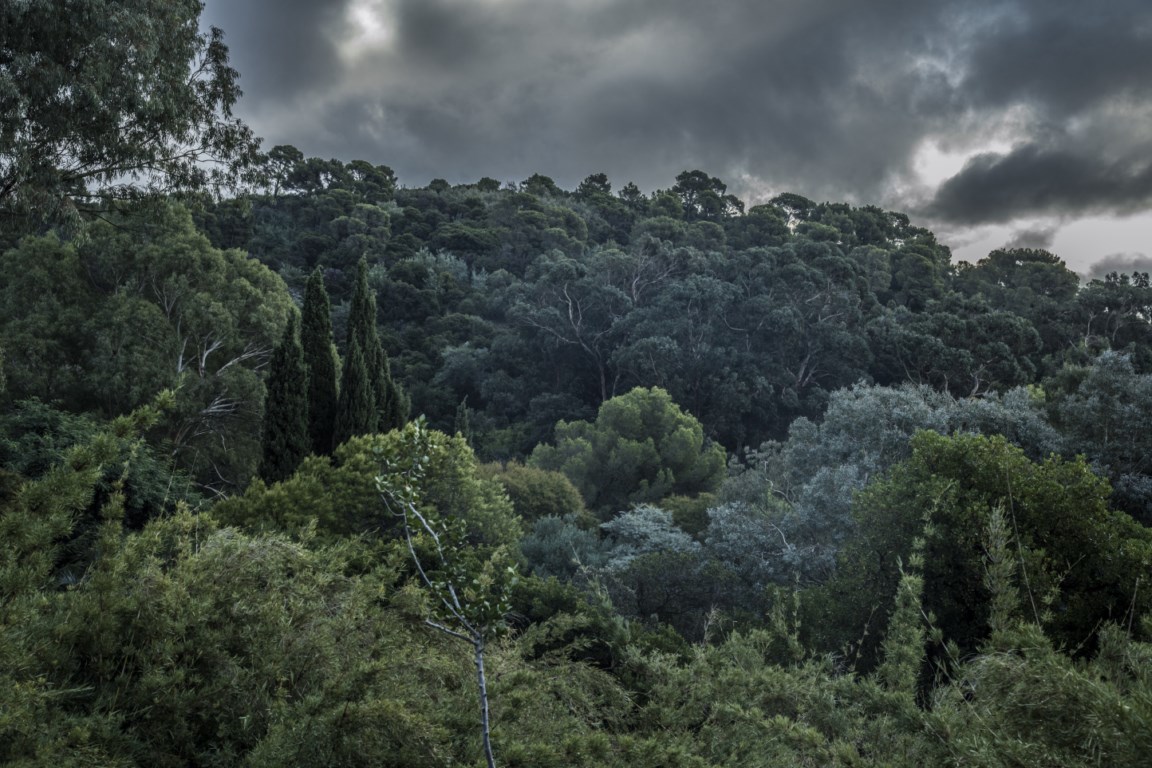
[521,514,609,580]
[719,383,1062,584]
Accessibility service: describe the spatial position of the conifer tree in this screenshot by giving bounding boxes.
[376,353,410,432]
[347,256,408,433]
[333,337,376,447]
[454,396,473,446]
[346,258,376,354]
[259,312,310,484]
[301,266,339,455]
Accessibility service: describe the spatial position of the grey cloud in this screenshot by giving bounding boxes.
[389,0,502,71]
[200,0,1152,231]
[927,145,1152,224]
[1086,252,1152,281]
[1004,226,1057,250]
[311,0,957,198]
[201,0,349,104]
[961,4,1152,117]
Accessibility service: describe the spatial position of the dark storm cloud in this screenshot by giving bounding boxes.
[960,3,1152,117]
[1004,226,1057,251]
[928,145,1152,224]
[923,0,1152,223]
[320,0,957,196]
[1085,252,1152,281]
[201,0,1152,227]
[201,0,348,102]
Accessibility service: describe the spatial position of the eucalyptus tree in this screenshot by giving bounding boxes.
[0,203,294,491]
[720,383,1062,588]
[376,419,520,768]
[0,0,259,238]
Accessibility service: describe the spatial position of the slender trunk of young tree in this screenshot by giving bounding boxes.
[475,636,496,768]
[378,419,511,767]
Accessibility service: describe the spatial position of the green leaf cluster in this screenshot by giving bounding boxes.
[817,431,1152,667]
[530,386,725,518]
[0,203,294,490]
[220,422,521,549]
[1,0,259,238]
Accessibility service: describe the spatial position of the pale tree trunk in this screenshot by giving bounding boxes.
[475,636,496,768]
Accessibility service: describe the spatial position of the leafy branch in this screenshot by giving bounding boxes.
[375,418,516,768]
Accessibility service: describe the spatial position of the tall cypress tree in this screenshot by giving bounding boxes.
[259,312,310,484]
[454,396,473,446]
[346,257,377,366]
[333,337,376,448]
[373,346,410,432]
[346,256,408,433]
[301,266,339,455]
[381,371,410,431]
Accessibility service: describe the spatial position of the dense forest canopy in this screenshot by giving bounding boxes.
[3,3,1152,766]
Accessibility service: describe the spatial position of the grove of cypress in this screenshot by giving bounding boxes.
[346,256,408,434]
[333,337,376,447]
[301,266,339,455]
[259,311,310,484]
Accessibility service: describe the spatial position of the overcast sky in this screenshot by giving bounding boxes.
[201,0,1152,275]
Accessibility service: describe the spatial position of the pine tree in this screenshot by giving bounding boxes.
[301,266,339,455]
[259,312,310,484]
[333,337,376,447]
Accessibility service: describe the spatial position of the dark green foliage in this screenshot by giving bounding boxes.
[720,382,1064,592]
[0,0,259,239]
[454,396,474,445]
[530,387,726,518]
[670,169,742,221]
[928,623,1152,767]
[2,504,483,766]
[376,418,522,767]
[521,514,610,579]
[483,461,591,525]
[301,267,340,455]
[260,312,310,484]
[333,338,376,447]
[869,294,1043,396]
[0,399,198,531]
[955,248,1080,359]
[11,6,1152,761]
[347,257,378,355]
[347,256,408,433]
[1073,271,1152,366]
[818,431,1152,668]
[597,505,712,639]
[217,424,522,548]
[382,372,411,431]
[197,165,1109,451]
[5,395,1152,767]
[1048,351,1152,524]
[659,493,716,537]
[0,204,294,491]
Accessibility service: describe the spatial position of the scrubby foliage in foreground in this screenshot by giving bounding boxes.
[6,2,1152,762]
[2,408,1151,767]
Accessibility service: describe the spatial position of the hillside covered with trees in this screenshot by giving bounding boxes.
[3,2,1152,766]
